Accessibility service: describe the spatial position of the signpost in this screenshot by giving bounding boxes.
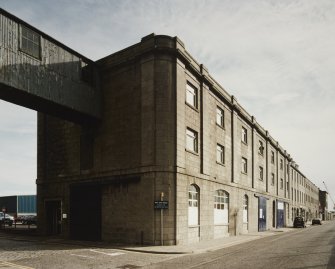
[154,192,168,246]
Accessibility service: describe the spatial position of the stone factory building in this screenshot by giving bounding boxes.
[0,9,320,245]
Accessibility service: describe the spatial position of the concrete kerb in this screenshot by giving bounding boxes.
[118,228,295,254]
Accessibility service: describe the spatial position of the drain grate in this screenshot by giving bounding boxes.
[117,265,142,269]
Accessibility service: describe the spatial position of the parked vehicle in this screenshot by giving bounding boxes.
[293,216,306,228]
[312,218,322,225]
[16,215,37,225]
[0,212,14,226]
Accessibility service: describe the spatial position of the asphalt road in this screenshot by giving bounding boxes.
[0,237,178,269]
[148,222,335,269]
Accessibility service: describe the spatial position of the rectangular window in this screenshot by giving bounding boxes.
[186,83,198,108]
[20,25,41,59]
[280,178,284,189]
[186,128,198,153]
[259,166,264,181]
[271,173,275,186]
[271,151,275,164]
[242,157,248,174]
[216,144,225,164]
[258,140,264,155]
[216,106,224,127]
[280,159,283,170]
[241,126,248,144]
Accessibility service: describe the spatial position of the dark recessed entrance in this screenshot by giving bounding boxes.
[272,200,276,228]
[45,200,61,235]
[258,196,267,232]
[70,184,101,241]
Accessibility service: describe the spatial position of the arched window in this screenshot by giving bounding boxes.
[188,184,199,226]
[243,195,248,223]
[214,190,229,224]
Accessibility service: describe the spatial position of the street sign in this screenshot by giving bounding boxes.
[154,201,168,209]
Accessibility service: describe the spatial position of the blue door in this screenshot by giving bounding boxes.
[277,201,284,228]
[258,197,267,232]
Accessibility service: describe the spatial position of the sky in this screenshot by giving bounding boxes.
[1,0,335,207]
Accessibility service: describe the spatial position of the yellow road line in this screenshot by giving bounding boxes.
[0,260,34,269]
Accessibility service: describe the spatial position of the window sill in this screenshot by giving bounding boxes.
[214,223,229,226]
[19,48,41,61]
[241,171,248,175]
[185,149,199,156]
[216,161,225,167]
[241,141,248,146]
[185,102,199,112]
[216,123,225,130]
[188,225,200,228]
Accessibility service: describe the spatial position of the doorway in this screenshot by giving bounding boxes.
[277,201,284,228]
[272,201,276,228]
[45,200,61,235]
[258,197,267,232]
[70,184,101,241]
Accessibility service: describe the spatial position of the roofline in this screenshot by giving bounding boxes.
[0,8,94,64]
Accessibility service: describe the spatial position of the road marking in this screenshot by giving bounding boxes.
[89,249,125,257]
[70,254,95,259]
[0,260,34,269]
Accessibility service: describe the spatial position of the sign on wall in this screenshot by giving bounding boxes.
[154,201,168,209]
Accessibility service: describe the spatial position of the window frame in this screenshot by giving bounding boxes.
[214,190,229,225]
[216,106,224,128]
[271,151,275,164]
[259,166,264,181]
[271,173,275,186]
[243,195,248,223]
[241,157,248,174]
[216,144,225,165]
[241,126,248,144]
[258,140,264,156]
[186,128,198,153]
[186,82,198,109]
[188,184,199,226]
[19,24,41,60]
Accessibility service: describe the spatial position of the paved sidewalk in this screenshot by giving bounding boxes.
[0,226,298,255]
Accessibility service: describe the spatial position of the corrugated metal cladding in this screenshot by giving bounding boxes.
[18,195,36,214]
[0,10,101,122]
